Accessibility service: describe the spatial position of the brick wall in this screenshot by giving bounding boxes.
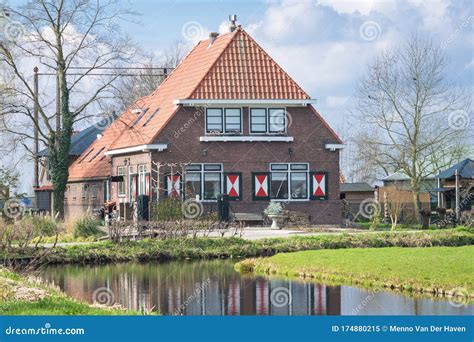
[134,105,342,225]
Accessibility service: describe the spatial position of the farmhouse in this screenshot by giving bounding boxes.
[66,19,343,224]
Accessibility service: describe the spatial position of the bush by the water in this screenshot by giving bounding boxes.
[72,216,105,238]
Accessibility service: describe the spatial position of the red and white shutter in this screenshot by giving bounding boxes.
[145,174,150,196]
[224,173,242,200]
[252,172,270,200]
[166,175,181,198]
[131,175,137,202]
[310,172,328,200]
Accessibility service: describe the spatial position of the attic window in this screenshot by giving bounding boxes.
[89,146,105,162]
[130,108,149,129]
[79,148,94,163]
[142,108,159,127]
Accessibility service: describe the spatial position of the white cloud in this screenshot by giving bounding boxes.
[465,59,474,69]
[326,95,350,108]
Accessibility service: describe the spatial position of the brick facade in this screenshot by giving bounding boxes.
[107,106,341,225]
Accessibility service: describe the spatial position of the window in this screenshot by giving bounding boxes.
[142,108,159,127]
[224,108,241,133]
[130,108,149,129]
[71,185,77,200]
[138,164,147,196]
[117,166,125,196]
[250,108,267,133]
[91,184,98,199]
[79,148,94,163]
[206,108,223,133]
[250,108,286,134]
[270,163,308,200]
[206,108,242,134]
[269,108,286,133]
[89,146,105,162]
[184,164,222,200]
[81,184,88,199]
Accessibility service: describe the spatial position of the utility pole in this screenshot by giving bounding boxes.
[33,66,39,190]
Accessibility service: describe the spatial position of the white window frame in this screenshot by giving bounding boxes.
[138,164,147,196]
[250,107,287,135]
[269,163,309,202]
[205,108,243,135]
[184,163,223,202]
[117,166,126,197]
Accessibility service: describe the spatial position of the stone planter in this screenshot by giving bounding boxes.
[267,213,284,229]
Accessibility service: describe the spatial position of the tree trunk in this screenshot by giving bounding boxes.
[50,44,72,219]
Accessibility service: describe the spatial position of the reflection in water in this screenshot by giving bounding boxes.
[39,260,473,316]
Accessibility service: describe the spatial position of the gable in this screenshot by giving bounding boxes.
[190,30,309,100]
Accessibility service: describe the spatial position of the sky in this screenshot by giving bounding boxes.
[120,0,473,134]
[3,0,474,194]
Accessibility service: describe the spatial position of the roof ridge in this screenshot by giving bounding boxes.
[237,29,310,99]
[185,29,240,100]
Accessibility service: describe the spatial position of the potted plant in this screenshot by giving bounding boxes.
[264,201,284,229]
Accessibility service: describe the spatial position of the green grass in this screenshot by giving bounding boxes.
[236,246,474,296]
[2,228,473,264]
[0,268,140,315]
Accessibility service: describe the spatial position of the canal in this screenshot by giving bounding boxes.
[39,260,472,315]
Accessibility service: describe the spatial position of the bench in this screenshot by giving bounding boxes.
[233,213,264,226]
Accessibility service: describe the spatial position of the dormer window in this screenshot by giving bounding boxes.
[205,108,242,134]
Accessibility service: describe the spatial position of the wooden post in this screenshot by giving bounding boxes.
[455,169,460,221]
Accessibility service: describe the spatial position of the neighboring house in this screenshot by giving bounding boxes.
[67,22,343,225]
[34,124,108,214]
[379,171,435,210]
[434,158,473,218]
[340,182,375,220]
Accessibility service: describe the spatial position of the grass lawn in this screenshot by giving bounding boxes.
[236,246,474,296]
[0,268,141,315]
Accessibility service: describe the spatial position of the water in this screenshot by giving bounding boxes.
[39,260,473,316]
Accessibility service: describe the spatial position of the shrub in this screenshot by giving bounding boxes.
[264,201,283,216]
[30,215,57,237]
[72,216,105,239]
[152,198,183,221]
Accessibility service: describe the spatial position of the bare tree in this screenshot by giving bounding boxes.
[0,0,141,218]
[110,41,189,112]
[353,35,472,214]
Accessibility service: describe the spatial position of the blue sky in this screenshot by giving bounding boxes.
[6,0,473,194]
[120,0,473,136]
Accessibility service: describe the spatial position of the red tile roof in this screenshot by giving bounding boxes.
[190,30,309,99]
[68,27,339,181]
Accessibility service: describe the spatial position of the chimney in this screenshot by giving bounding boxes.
[229,14,237,32]
[209,32,219,45]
